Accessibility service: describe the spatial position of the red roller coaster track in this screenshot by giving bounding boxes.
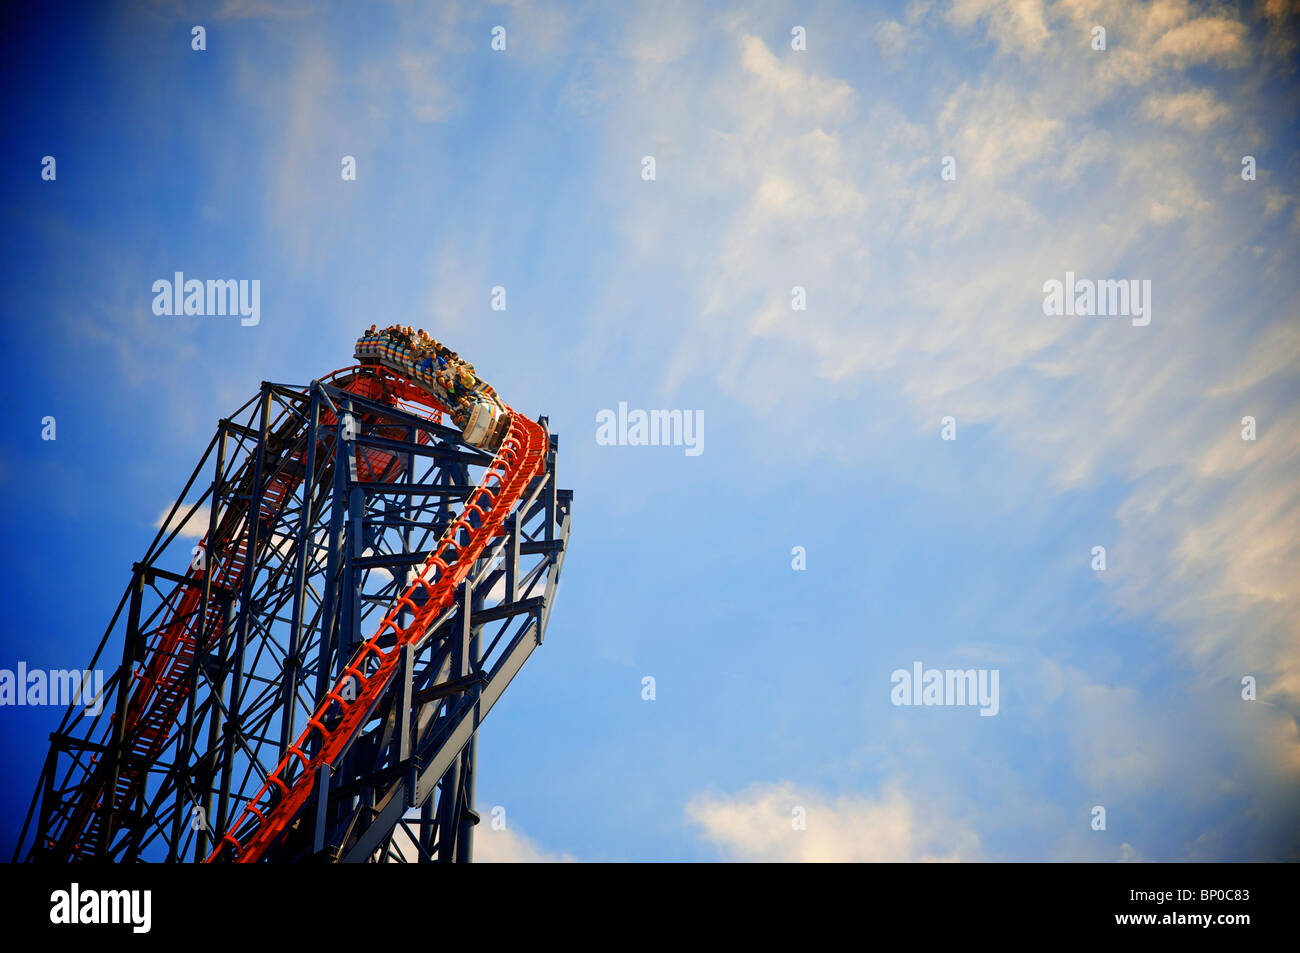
[40,353,549,864]
[204,376,547,861]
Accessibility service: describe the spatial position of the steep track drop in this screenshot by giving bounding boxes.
[209,409,545,861]
[17,347,567,865]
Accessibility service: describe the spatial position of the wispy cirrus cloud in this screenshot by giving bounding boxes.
[580,3,1299,859]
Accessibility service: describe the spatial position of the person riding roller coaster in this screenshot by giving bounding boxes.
[354,325,511,451]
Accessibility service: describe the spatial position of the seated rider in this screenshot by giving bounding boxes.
[437,368,456,398]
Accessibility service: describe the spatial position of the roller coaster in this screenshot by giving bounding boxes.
[13,330,572,863]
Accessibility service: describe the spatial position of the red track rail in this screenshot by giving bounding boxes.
[206,402,546,862]
[51,371,423,860]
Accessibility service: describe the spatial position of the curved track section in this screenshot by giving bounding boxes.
[17,356,567,864]
[208,409,545,862]
[38,370,393,861]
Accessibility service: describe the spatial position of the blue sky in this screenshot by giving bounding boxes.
[1,0,1298,861]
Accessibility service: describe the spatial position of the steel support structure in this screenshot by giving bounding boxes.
[14,368,570,863]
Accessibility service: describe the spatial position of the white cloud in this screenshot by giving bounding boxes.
[936,83,1066,183]
[946,0,1050,54]
[874,20,908,57]
[154,501,211,539]
[474,825,576,863]
[1141,88,1231,130]
[1151,16,1250,66]
[736,34,854,119]
[588,9,1300,839]
[147,0,1297,860]
[687,781,980,862]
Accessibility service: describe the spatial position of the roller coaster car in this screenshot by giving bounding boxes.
[354,336,510,452]
[449,398,510,452]
[465,401,511,453]
[463,399,497,446]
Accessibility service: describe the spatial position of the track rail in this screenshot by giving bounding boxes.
[45,371,417,860]
[206,402,547,862]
